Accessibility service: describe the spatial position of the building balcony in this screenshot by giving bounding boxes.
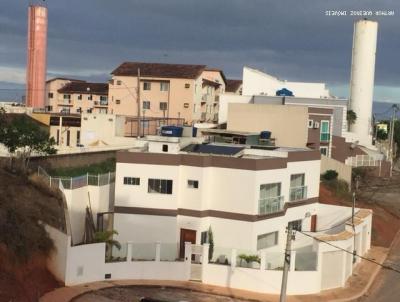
[201,94,214,103]
[289,186,308,202]
[258,196,284,215]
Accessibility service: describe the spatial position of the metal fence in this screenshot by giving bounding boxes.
[345,155,381,167]
[38,166,115,190]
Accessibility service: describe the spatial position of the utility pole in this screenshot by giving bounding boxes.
[388,105,399,175]
[137,68,141,138]
[280,223,294,302]
[352,191,357,263]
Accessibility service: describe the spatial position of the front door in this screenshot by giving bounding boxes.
[179,228,196,259]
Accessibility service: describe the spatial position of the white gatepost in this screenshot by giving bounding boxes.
[127,242,133,262]
[231,249,237,268]
[202,243,209,264]
[260,250,266,270]
[155,242,161,262]
[184,242,192,280]
[290,250,296,271]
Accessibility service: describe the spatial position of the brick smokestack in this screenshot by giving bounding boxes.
[26,5,48,108]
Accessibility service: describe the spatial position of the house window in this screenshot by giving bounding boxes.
[88,95,93,101]
[201,231,209,244]
[48,92,53,99]
[289,173,306,201]
[184,103,189,108]
[143,82,151,90]
[320,146,328,156]
[123,177,140,185]
[160,102,168,111]
[257,231,278,250]
[66,130,70,146]
[188,180,199,189]
[320,120,330,142]
[76,130,80,146]
[116,99,121,105]
[308,119,313,128]
[78,94,82,100]
[116,80,122,85]
[259,183,282,215]
[185,83,190,88]
[160,82,169,91]
[63,94,71,100]
[148,179,173,194]
[289,219,302,231]
[162,144,168,152]
[143,101,151,110]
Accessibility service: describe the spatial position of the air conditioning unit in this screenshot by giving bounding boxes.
[313,122,320,129]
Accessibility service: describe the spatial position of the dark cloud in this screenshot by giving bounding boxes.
[0,0,399,92]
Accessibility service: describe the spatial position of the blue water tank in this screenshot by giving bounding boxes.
[161,126,183,137]
[276,88,294,96]
[260,131,271,139]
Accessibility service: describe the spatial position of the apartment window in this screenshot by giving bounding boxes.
[77,107,82,113]
[48,92,53,99]
[88,95,93,101]
[289,219,302,232]
[160,82,169,91]
[143,101,151,110]
[187,180,199,189]
[162,144,168,152]
[116,99,121,105]
[185,83,190,88]
[100,96,107,101]
[123,177,140,185]
[148,179,173,194]
[78,94,82,100]
[308,119,313,128]
[63,94,71,100]
[259,183,282,215]
[76,130,80,146]
[143,82,151,90]
[184,103,189,108]
[160,102,168,111]
[320,146,328,156]
[116,80,122,85]
[290,173,306,201]
[320,120,330,142]
[257,231,278,250]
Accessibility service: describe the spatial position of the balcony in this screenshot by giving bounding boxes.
[259,196,284,215]
[289,186,307,202]
[94,100,108,107]
[320,133,330,142]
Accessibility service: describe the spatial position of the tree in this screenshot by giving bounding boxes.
[93,229,121,250]
[208,226,214,262]
[376,128,388,141]
[0,114,56,172]
[394,120,400,158]
[347,110,357,131]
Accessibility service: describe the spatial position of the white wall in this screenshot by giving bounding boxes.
[242,66,330,98]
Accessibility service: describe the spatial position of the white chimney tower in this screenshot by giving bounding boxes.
[349,19,378,146]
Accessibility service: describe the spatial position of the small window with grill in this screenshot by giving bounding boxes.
[123,177,140,185]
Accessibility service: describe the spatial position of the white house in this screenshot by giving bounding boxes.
[113,135,323,258]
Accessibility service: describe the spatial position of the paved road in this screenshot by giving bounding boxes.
[359,231,400,302]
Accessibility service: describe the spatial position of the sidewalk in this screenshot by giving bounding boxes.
[40,246,387,302]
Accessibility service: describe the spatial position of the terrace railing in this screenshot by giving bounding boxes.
[258,196,284,215]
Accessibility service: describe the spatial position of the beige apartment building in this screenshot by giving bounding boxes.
[108,62,226,124]
[45,78,108,114]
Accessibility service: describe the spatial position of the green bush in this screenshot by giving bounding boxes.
[238,253,261,264]
[322,170,338,181]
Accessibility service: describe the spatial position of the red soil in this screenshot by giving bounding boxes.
[319,184,400,248]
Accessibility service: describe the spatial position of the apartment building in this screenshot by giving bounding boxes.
[225,79,243,95]
[45,78,108,114]
[108,62,226,124]
[113,134,321,256]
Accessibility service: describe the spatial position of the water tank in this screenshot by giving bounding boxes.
[276,88,293,97]
[260,131,271,139]
[161,126,183,137]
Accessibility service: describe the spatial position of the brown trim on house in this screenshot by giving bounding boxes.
[114,197,319,222]
[308,107,333,114]
[117,150,320,171]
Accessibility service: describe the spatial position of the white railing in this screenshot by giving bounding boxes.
[37,166,115,190]
[345,155,380,167]
[289,186,307,202]
[259,196,284,215]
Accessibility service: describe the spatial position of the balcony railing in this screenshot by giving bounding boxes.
[259,196,284,215]
[320,133,330,142]
[289,186,307,202]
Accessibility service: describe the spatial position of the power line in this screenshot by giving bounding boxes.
[297,231,400,274]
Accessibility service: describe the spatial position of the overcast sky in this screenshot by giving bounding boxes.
[0,0,399,102]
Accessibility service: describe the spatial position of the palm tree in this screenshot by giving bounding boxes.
[347,110,357,131]
[94,230,121,260]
